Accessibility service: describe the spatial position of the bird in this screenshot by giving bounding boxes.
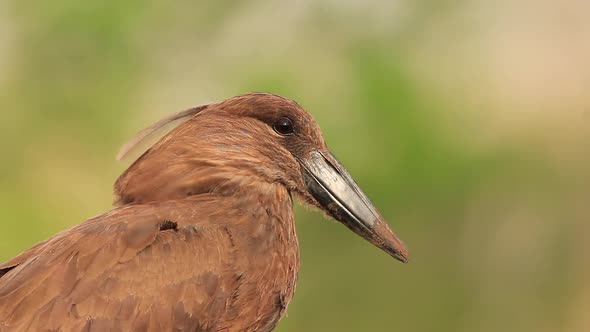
[0,93,408,332]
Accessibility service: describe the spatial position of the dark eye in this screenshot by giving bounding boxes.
[273,117,294,136]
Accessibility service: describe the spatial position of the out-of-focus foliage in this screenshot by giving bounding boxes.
[1,1,588,331]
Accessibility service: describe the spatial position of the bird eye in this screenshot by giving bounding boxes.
[273,117,294,136]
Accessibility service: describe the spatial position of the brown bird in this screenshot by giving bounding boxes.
[0,93,408,331]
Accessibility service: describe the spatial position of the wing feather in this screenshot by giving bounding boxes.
[0,202,233,331]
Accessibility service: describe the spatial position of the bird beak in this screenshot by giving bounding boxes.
[300,151,409,263]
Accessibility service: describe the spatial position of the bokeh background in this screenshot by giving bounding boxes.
[1,1,589,331]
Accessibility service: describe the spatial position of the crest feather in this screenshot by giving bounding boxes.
[116,104,209,161]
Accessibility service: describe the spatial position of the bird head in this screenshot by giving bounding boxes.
[116,93,408,263]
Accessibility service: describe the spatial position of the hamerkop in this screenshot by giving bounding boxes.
[0,93,408,331]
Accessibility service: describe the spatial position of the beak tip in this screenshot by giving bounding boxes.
[391,244,409,264]
[397,252,410,264]
[371,220,409,264]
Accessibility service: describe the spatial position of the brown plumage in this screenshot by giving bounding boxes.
[0,93,408,331]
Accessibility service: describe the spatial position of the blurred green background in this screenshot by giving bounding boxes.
[1,1,588,331]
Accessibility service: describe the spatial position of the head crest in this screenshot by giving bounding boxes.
[116,104,209,160]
